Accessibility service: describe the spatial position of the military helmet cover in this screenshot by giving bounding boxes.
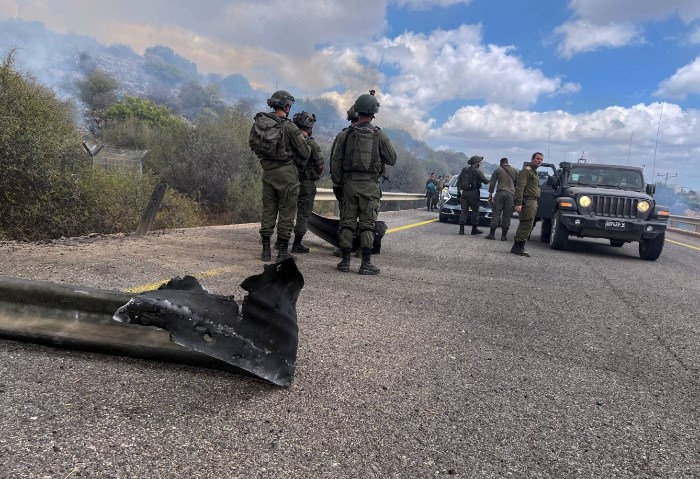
[352,90,380,116]
[468,155,483,165]
[293,111,317,129]
[267,90,295,109]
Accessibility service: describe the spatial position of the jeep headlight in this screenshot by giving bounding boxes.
[579,195,592,208]
[637,200,651,213]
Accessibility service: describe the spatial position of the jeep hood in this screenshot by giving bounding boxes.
[565,186,651,200]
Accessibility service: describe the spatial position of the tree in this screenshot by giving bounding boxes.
[75,69,120,133]
[0,49,86,240]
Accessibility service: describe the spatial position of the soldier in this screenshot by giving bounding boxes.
[425,172,438,211]
[486,157,518,241]
[331,107,360,258]
[511,152,544,257]
[331,90,397,275]
[249,90,310,262]
[456,155,489,235]
[291,111,324,253]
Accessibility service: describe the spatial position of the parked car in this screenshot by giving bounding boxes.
[437,175,492,225]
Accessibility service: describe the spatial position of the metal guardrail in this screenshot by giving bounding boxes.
[315,188,425,202]
[667,214,700,236]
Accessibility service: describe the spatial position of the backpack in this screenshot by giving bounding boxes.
[342,125,381,175]
[249,113,287,161]
[459,167,478,191]
[426,181,437,194]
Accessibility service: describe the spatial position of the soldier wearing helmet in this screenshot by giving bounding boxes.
[456,155,489,235]
[249,90,311,262]
[290,111,325,253]
[330,90,397,275]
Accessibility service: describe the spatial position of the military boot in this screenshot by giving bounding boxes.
[510,241,531,257]
[261,235,272,262]
[459,223,465,235]
[501,229,508,241]
[358,248,380,275]
[276,239,295,262]
[332,248,342,257]
[485,227,496,240]
[471,226,484,235]
[336,248,351,272]
[291,234,309,253]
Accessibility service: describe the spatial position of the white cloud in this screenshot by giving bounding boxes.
[568,0,700,24]
[368,25,579,110]
[555,0,700,58]
[425,102,700,181]
[655,56,700,99]
[390,0,472,9]
[554,20,643,58]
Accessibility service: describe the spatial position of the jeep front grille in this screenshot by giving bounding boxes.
[590,195,638,218]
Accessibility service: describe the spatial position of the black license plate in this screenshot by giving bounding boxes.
[604,220,625,231]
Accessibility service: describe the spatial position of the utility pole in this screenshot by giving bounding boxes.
[657,172,677,186]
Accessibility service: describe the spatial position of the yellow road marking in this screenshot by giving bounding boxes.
[387,218,439,234]
[666,239,700,251]
[124,266,243,293]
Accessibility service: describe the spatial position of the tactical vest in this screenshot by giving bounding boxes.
[341,125,381,176]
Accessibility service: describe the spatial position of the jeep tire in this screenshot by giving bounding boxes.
[549,211,568,250]
[639,232,664,261]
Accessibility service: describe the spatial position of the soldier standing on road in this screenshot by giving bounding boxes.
[291,111,324,254]
[511,152,544,257]
[457,156,489,236]
[425,172,438,211]
[330,107,360,257]
[331,90,397,275]
[249,91,311,262]
[486,157,518,241]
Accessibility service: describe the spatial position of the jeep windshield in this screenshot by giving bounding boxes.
[568,167,644,190]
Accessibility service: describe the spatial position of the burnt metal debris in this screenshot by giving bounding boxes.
[0,258,303,387]
[307,212,387,254]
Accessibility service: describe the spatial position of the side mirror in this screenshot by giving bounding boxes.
[546,176,560,187]
[560,161,571,169]
[646,184,656,195]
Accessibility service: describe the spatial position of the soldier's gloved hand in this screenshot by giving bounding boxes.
[332,186,343,202]
[316,164,324,175]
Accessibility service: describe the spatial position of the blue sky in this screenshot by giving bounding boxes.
[1,0,699,190]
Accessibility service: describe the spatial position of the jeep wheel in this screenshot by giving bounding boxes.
[439,213,448,223]
[610,239,625,247]
[540,218,552,243]
[549,211,568,250]
[639,232,665,261]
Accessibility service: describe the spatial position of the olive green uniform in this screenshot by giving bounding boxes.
[294,137,324,238]
[457,166,489,226]
[514,163,541,243]
[255,112,311,240]
[488,165,517,231]
[331,122,397,250]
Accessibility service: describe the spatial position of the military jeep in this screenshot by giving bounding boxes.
[535,162,669,261]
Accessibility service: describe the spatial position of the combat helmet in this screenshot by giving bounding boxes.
[267,90,295,109]
[468,155,483,165]
[352,89,380,117]
[293,111,317,129]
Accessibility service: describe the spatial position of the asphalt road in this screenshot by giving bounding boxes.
[0,210,698,478]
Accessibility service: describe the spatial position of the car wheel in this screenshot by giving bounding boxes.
[439,213,447,223]
[549,211,568,250]
[639,232,664,261]
[610,239,625,247]
[540,218,552,243]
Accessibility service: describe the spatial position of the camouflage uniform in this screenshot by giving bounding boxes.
[331,124,396,274]
[457,158,489,234]
[249,90,311,262]
[512,162,541,255]
[487,164,517,240]
[293,136,324,242]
